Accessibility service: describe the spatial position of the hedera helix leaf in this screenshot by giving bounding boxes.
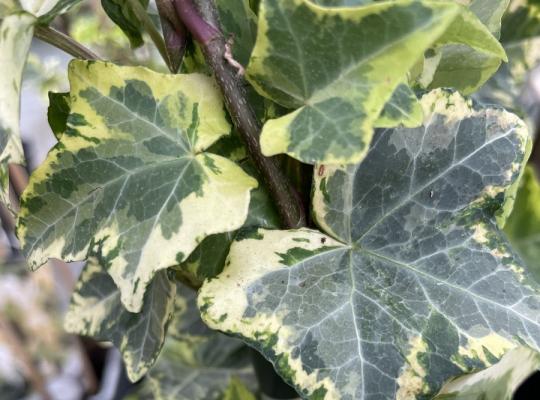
[47,91,70,140]
[504,166,540,283]
[16,60,257,313]
[0,13,33,207]
[64,260,176,381]
[147,287,255,400]
[247,0,506,164]
[198,90,539,400]
[427,0,511,94]
[101,0,149,48]
[0,0,82,209]
[374,82,423,129]
[435,346,540,400]
[178,161,279,286]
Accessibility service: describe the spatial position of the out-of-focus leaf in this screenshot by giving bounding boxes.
[504,166,540,282]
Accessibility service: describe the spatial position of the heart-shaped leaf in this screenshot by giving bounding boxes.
[248,0,506,164]
[17,60,257,312]
[199,90,539,400]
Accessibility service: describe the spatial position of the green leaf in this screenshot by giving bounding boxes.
[64,259,176,381]
[101,0,149,48]
[504,166,540,282]
[216,0,258,67]
[435,346,540,400]
[223,378,257,400]
[427,0,510,94]
[17,60,257,312]
[147,288,255,400]
[199,90,538,400]
[0,13,34,207]
[248,0,506,164]
[501,0,540,43]
[47,91,70,140]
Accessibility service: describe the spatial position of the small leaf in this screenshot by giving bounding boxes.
[64,259,176,382]
[435,346,540,400]
[101,0,149,48]
[428,0,510,94]
[17,60,257,312]
[199,90,538,400]
[504,166,540,282]
[248,0,506,164]
[47,91,70,140]
[147,288,255,400]
[0,13,34,207]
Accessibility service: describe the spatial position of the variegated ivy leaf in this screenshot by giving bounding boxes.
[64,260,176,382]
[247,0,506,164]
[0,0,81,208]
[0,13,34,207]
[427,0,511,94]
[199,90,539,400]
[16,60,257,312]
[504,166,540,283]
[147,287,255,400]
[435,346,540,400]
[374,82,423,128]
[178,161,279,287]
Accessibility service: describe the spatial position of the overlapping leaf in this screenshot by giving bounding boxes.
[64,260,176,381]
[16,60,257,312]
[474,37,540,127]
[247,0,506,164]
[0,13,33,207]
[178,161,279,287]
[427,0,510,94]
[435,346,540,399]
[147,288,255,400]
[199,90,540,399]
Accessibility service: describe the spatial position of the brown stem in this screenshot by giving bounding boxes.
[174,0,306,229]
[34,26,100,60]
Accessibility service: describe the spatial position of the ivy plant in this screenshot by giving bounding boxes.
[3,0,540,399]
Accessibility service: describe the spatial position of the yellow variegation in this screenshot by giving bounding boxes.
[199,91,538,400]
[436,346,540,400]
[17,61,257,312]
[247,0,506,164]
